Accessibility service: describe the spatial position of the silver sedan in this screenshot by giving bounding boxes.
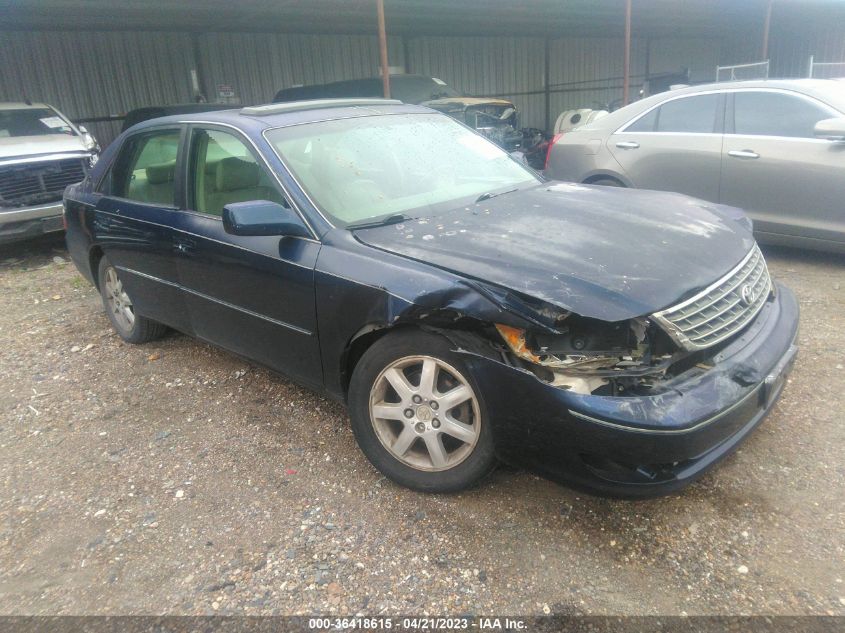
[545,79,845,253]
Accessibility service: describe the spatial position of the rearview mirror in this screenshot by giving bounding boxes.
[814,117,845,141]
[222,200,310,238]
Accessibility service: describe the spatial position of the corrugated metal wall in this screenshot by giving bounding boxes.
[1,27,843,146]
[770,26,845,78]
[407,36,546,131]
[197,33,405,105]
[547,37,647,129]
[0,31,196,145]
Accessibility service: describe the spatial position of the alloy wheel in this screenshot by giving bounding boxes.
[104,266,135,332]
[369,355,481,472]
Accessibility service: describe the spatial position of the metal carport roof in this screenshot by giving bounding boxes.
[2,0,844,37]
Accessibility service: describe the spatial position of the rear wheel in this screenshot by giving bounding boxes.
[98,257,167,344]
[348,329,496,492]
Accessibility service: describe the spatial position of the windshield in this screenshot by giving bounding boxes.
[266,113,538,226]
[0,108,76,138]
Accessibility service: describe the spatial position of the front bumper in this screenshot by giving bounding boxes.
[0,202,64,244]
[459,282,799,497]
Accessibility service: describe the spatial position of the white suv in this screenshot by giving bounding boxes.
[0,102,99,244]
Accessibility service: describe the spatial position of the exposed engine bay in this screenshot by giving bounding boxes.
[493,315,695,397]
[423,97,548,160]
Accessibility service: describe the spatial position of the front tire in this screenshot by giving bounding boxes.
[98,256,167,344]
[348,329,496,492]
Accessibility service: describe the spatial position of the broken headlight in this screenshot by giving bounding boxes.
[495,316,675,395]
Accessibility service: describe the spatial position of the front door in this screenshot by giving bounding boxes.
[609,92,724,201]
[172,125,323,386]
[720,89,845,246]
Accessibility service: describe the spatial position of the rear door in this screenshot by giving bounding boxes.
[172,124,323,386]
[92,126,191,331]
[609,92,725,201]
[720,89,845,245]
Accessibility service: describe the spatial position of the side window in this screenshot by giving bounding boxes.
[733,92,833,138]
[189,128,285,216]
[625,108,658,132]
[112,130,180,206]
[655,94,719,133]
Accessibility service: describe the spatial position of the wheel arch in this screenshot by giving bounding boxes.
[582,173,629,187]
[340,320,500,401]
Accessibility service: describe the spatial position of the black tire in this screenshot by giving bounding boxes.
[587,178,625,187]
[348,329,497,493]
[97,256,167,344]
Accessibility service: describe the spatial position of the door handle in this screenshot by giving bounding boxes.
[173,238,196,255]
[728,149,760,159]
[615,141,640,149]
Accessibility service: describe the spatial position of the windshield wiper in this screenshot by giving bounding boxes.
[475,188,518,204]
[347,213,410,230]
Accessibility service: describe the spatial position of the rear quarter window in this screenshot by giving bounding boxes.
[654,94,719,133]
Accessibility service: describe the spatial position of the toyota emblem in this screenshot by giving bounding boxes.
[740,284,757,306]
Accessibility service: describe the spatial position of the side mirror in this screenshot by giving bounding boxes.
[222,200,310,238]
[814,117,845,141]
[78,125,89,134]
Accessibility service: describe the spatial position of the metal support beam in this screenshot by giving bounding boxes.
[623,0,632,106]
[377,0,390,98]
[761,0,773,60]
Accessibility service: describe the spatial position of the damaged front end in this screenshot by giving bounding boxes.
[484,243,778,400]
[493,313,682,397]
[423,98,525,152]
[453,281,799,497]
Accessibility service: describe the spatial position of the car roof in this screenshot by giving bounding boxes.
[124,99,434,136]
[585,78,845,131]
[0,102,54,110]
[277,74,440,90]
[121,103,238,131]
[660,77,843,96]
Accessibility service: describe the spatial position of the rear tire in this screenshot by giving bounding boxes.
[98,256,167,344]
[348,329,497,492]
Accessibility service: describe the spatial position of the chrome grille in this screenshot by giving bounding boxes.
[0,158,86,208]
[652,245,772,351]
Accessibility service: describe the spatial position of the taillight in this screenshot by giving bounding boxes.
[544,133,564,171]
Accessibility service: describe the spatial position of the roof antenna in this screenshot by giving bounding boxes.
[23,94,32,106]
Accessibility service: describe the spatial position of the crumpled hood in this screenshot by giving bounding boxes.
[354,182,756,322]
[423,97,515,107]
[0,134,89,160]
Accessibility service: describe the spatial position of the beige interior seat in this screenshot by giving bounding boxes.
[204,156,283,215]
[127,161,175,206]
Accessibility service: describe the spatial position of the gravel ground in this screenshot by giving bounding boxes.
[0,235,843,616]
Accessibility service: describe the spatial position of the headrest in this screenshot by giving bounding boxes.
[146,162,175,185]
[204,159,220,175]
[216,157,259,192]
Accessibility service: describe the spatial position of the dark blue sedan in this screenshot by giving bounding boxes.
[64,99,799,497]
